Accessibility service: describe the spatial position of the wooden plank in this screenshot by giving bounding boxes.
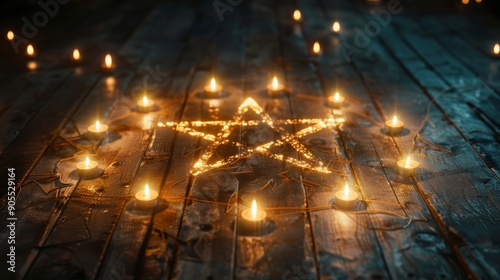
[347,1,500,278]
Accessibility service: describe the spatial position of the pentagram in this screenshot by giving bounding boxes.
[161,98,342,175]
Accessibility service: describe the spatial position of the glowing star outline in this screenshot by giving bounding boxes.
[163,97,342,175]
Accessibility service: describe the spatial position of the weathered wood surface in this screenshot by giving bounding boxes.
[0,0,499,279]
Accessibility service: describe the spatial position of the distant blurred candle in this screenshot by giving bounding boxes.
[397,156,418,176]
[137,95,155,113]
[332,21,341,33]
[313,41,321,55]
[76,156,98,177]
[7,31,14,41]
[293,9,301,21]
[335,183,359,210]
[135,184,159,209]
[203,77,223,98]
[102,53,113,70]
[73,49,81,61]
[27,44,35,56]
[328,92,345,109]
[494,44,499,55]
[462,0,469,4]
[385,115,404,135]
[267,76,285,97]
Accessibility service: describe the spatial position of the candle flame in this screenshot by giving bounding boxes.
[210,78,217,91]
[85,157,90,169]
[334,92,340,101]
[73,49,80,60]
[462,0,469,4]
[293,10,301,21]
[405,156,411,168]
[95,120,101,131]
[332,21,340,32]
[313,42,320,54]
[143,96,149,106]
[392,115,398,125]
[272,76,279,90]
[344,183,349,197]
[251,199,257,219]
[105,54,112,68]
[7,31,14,40]
[494,44,499,55]
[144,184,150,199]
[27,44,34,56]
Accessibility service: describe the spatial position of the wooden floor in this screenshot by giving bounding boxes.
[1,0,499,279]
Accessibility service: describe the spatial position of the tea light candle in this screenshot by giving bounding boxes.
[335,183,359,210]
[241,199,267,230]
[385,115,404,135]
[72,48,81,62]
[76,156,99,177]
[27,44,35,57]
[328,92,345,109]
[494,43,499,56]
[397,156,419,176]
[203,77,223,98]
[313,41,321,55]
[135,184,159,209]
[102,53,114,72]
[88,120,108,136]
[137,95,155,113]
[7,31,14,41]
[293,9,302,22]
[267,76,285,97]
[332,21,341,33]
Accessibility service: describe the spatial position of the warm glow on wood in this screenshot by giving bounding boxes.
[27,44,34,56]
[73,49,80,60]
[7,31,14,40]
[251,199,257,219]
[105,54,112,68]
[476,0,482,2]
[313,42,320,54]
[293,10,301,21]
[210,78,217,91]
[494,44,499,55]
[332,21,340,32]
[392,115,398,125]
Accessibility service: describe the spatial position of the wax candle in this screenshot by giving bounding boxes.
[328,92,345,109]
[335,183,359,210]
[137,95,155,113]
[27,44,35,57]
[313,41,321,55]
[385,115,404,135]
[241,199,267,231]
[293,10,301,22]
[135,184,159,209]
[267,76,285,97]
[332,21,341,33]
[203,77,223,98]
[76,156,99,177]
[7,31,14,41]
[397,156,419,176]
[494,43,499,55]
[87,120,108,137]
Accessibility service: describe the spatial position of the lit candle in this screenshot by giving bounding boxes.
[241,199,267,231]
[203,77,223,98]
[266,76,285,97]
[328,91,345,109]
[332,21,341,33]
[137,95,155,113]
[87,120,109,137]
[73,48,81,61]
[397,156,419,176]
[135,183,159,209]
[385,115,404,135]
[462,0,469,4]
[27,44,35,57]
[494,44,499,55]
[7,31,14,41]
[76,156,99,177]
[335,183,359,210]
[293,9,301,22]
[313,41,321,55]
[102,53,114,72]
